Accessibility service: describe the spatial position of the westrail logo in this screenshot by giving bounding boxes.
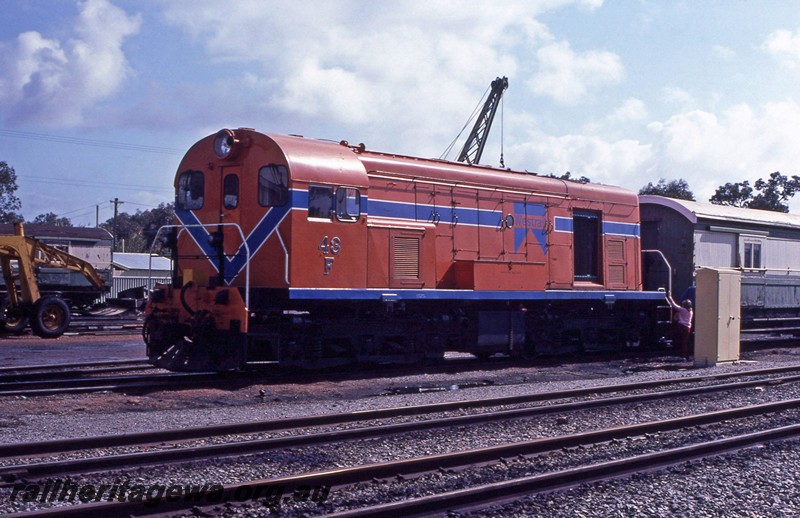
[514,202,548,254]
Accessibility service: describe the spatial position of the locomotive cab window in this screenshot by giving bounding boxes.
[335,187,361,221]
[223,174,239,209]
[258,164,289,206]
[308,186,334,219]
[573,211,601,282]
[177,170,204,210]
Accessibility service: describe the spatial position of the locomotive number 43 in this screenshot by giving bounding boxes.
[319,236,341,275]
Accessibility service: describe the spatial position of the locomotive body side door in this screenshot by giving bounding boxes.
[451,186,479,261]
[219,167,243,286]
[477,190,503,261]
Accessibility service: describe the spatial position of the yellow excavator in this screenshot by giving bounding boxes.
[0,223,108,338]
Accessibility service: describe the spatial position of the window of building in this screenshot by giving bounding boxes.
[308,186,334,219]
[573,211,600,281]
[744,242,762,269]
[335,187,361,221]
[177,170,204,210]
[258,164,289,206]
[223,174,239,209]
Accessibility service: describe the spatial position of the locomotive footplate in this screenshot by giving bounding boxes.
[144,283,248,371]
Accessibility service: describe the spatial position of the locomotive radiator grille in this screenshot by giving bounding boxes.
[393,236,420,279]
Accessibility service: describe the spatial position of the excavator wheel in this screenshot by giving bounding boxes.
[30,296,71,339]
[1,297,28,334]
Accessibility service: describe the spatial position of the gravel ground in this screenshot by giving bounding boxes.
[0,350,796,444]
[2,340,800,515]
[468,439,800,517]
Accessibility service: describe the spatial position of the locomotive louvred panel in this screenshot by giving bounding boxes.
[608,264,626,285]
[607,239,625,262]
[393,236,420,278]
[606,239,627,288]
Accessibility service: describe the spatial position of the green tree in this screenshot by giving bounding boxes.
[750,172,800,212]
[710,172,800,212]
[709,181,754,207]
[101,202,174,253]
[29,212,73,227]
[543,171,591,183]
[0,162,23,224]
[639,178,695,201]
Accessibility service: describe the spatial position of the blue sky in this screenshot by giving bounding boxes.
[2,0,800,226]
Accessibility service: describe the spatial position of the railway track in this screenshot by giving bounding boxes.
[3,365,800,515]
[0,360,154,384]
[0,360,231,397]
[67,315,142,335]
[334,422,800,517]
[2,369,800,482]
[0,372,220,396]
[0,359,150,374]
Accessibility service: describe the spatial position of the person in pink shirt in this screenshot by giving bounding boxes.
[666,292,693,359]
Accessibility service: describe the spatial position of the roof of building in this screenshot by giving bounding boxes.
[112,253,172,271]
[639,195,800,230]
[0,224,112,241]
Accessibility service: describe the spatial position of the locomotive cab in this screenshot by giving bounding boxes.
[145,129,371,370]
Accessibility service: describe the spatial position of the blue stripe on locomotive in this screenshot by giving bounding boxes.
[176,188,639,285]
[288,288,665,302]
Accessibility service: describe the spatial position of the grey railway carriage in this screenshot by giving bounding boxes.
[640,195,800,326]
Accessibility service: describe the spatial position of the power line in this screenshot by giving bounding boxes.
[17,174,173,193]
[0,129,184,155]
[56,199,171,220]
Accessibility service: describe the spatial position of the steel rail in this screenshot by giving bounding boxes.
[330,423,800,517]
[0,365,157,384]
[0,359,149,374]
[2,363,800,458]
[11,398,800,517]
[0,372,219,397]
[3,372,800,482]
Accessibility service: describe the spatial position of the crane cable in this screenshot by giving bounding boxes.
[499,95,505,168]
[440,83,492,161]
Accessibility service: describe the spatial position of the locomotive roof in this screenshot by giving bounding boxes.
[269,132,637,206]
[640,195,800,230]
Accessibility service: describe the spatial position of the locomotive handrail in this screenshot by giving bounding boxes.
[739,267,800,275]
[642,249,672,295]
[149,223,251,311]
[366,171,572,200]
[275,227,290,286]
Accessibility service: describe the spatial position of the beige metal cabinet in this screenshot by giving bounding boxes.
[695,267,741,365]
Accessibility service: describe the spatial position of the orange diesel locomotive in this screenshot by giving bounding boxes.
[144,128,666,371]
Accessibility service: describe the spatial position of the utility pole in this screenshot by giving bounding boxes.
[111,198,123,253]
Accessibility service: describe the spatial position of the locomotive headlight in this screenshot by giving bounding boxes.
[213,129,240,160]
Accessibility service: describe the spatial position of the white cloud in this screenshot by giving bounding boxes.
[712,44,735,61]
[661,86,697,110]
[157,1,608,152]
[608,98,648,124]
[0,0,140,127]
[505,99,800,212]
[645,101,800,202]
[529,41,624,104]
[763,28,800,68]
[510,130,651,185]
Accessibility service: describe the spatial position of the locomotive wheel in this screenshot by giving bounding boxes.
[0,297,28,334]
[30,296,71,339]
